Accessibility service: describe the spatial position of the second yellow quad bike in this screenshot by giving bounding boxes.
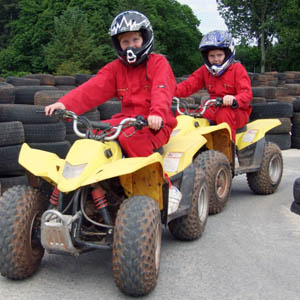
[168,97,283,215]
[0,110,210,297]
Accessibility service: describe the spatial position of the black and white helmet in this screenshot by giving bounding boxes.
[199,30,235,77]
[109,10,154,66]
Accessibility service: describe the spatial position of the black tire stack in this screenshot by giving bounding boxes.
[97,98,121,120]
[0,104,69,159]
[54,75,77,91]
[0,82,16,104]
[290,177,300,215]
[0,83,28,193]
[250,102,294,150]
[291,98,300,149]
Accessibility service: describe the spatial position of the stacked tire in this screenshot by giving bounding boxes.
[0,104,69,159]
[0,120,28,194]
[290,177,300,215]
[291,98,300,149]
[97,98,121,120]
[250,102,293,150]
[54,75,76,91]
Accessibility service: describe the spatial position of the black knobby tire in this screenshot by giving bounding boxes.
[198,150,232,214]
[112,196,162,296]
[0,185,47,279]
[0,175,28,194]
[293,177,300,204]
[247,142,283,194]
[168,155,209,240]
[290,201,300,215]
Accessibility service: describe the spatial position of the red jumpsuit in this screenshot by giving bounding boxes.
[176,62,252,141]
[58,53,177,157]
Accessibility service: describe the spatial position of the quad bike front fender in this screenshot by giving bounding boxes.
[19,143,64,186]
[163,129,207,177]
[236,119,281,151]
[163,122,233,177]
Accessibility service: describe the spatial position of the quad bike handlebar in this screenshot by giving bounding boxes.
[53,109,149,141]
[173,97,238,117]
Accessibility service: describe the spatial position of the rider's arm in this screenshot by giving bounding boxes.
[147,54,176,124]
[175,66,206,98]
[232,63,252,110]
[56,61,119,115]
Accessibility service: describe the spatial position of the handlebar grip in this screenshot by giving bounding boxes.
[54,109,66,118]
[90,121,111,130]
[215,97,238,109]
[232,98,238,109]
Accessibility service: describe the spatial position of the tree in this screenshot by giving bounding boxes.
[216,0,286,72]
[44,7,108,74]
[0,0,19,49]
[0,0,203,76]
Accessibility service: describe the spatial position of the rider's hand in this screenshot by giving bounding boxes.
[148,115,162,131]
[45,102,66,116]
[223,95,236,106]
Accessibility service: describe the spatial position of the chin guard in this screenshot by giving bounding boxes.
[126,47,137,64]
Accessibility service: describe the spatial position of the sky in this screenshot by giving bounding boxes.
[177,0,228,34]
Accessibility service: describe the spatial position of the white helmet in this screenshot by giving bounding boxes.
[109,10,154,66]
[199,30,235,77]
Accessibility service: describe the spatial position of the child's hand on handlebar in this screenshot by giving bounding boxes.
[222,95,236,106]
[148,115,162,131]
[45,102,66,116]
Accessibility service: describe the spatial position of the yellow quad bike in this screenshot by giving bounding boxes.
[0,110,209,297]
[168,97,283,215]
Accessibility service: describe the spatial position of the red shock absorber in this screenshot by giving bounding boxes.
[91,187,111,224]
[50,187,60,206]
[91,188,107,210]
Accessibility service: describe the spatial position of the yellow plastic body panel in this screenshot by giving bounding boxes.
[236,119,281,150]
[19,143,64,186]
[19,140,165,204]
[120,162,165,209]
[163,115,233,176]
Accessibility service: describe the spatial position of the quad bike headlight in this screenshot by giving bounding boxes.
[62,161,88,179]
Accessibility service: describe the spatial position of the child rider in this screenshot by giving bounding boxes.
[176,30,252,141]
[45,10,177,157]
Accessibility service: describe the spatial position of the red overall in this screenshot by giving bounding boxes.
[58,53,177,157]
[176,63,253,141]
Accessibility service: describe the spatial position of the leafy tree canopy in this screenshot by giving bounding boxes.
[0,0,203,77]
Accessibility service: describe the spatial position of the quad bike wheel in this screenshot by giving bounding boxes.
[198,150,232,215]
[112,196,162,297]
[168,154,209,240]
[0,185,47,279]
[247,142,283,194]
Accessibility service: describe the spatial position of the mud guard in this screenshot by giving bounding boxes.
[236,119,281,151]
[167,163,195,223]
